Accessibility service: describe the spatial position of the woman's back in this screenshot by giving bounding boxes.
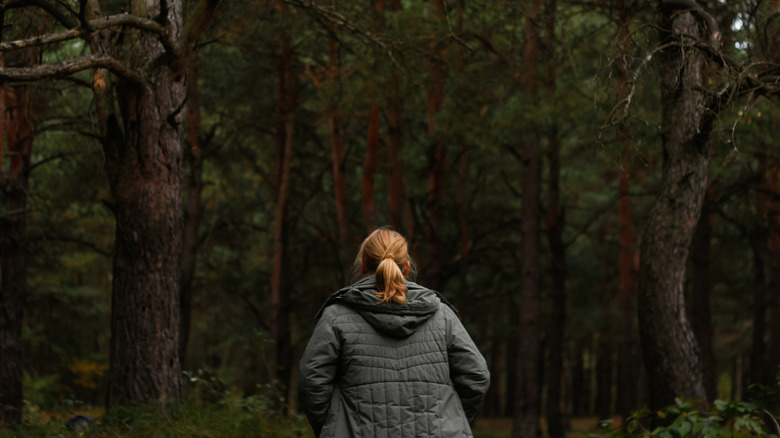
[298,228,490,438]
[299,277,489,437]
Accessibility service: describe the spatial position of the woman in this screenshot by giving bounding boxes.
[298,228,490,438]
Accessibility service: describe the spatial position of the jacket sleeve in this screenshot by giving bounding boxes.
[298,306,341,437]
[444,305,490,423]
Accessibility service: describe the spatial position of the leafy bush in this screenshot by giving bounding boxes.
[592,396,779,438]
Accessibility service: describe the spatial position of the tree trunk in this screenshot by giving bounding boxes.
[362,0,384,234]
[0,84,33,425]
[637,6,708,408]
[363,102,380,233]
[180,64,205,367]
[327,28,350,276]
[485,338,503,416]
[105,0,187,404]
[767,167,780,383]
[383,0,403,232]
[386,95,403,231]
[690,188,715,399]
[422,0,447,291]
[571,338,591,416]
[543,3,566,435]
[595,333,613,420]
[269,8,296,401]
[615,0,640,419]
[512,4,542,437]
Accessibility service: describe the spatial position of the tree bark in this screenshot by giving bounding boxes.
[615,1,640,418]
[637,6,708,408]
[326,28,350,276]
[571,337,591,416]
[767,167,780,384]
[386,95,403,231]
[362,0,384,234]
[543,3,566,436]
[269,6,296,401]
[105,0,187,405]
[422,0,447,291]
[512,3,542,437]
[690,187,715,400]
[180,64,205,367]
[0,84,33,425]
[595,333,613,420]
[363,102,380,233]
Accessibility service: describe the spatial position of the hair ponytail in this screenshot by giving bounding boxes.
[354,228,412,304]
[375,256,407,304]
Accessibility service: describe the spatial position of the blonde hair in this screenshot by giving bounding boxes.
[354,228,412,304]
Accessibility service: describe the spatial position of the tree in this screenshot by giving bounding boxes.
[0,0,221,408]
[268,0,296,402]
[638,0,780,409]
[637,2,711,408]
[0,6,41,422]
[512,2,543,437]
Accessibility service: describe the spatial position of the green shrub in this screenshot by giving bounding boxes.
[591,397,779,438]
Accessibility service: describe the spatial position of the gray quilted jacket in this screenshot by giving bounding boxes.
[298,276,490,438]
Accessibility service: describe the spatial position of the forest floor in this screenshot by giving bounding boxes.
[14,409,623,438]
[473,416,624,438]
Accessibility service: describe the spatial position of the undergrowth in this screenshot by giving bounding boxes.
[0,396,312,438]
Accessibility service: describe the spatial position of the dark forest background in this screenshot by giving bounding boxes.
[1,0,780,437]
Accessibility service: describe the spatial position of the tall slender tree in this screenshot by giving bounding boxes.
[615,0,640,417]
[637,2,711,408]
[269,0,296,401]
[542,2,568,437]
[0,79,34,428]
[513,2,543,437]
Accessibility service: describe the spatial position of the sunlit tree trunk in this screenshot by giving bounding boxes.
[637,5,708,408]
[0,84,33,425]
[512,2,542,437]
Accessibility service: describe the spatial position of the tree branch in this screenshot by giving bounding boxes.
[0,12,176,56]
[0,54,143,84]
[0,28,82,51]
[4,0,79,28]
[661,0,720,47]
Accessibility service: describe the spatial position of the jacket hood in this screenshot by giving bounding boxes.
[316,276,457,338]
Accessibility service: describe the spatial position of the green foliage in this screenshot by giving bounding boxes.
[0,397,312,438]
[591,393,780,438]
